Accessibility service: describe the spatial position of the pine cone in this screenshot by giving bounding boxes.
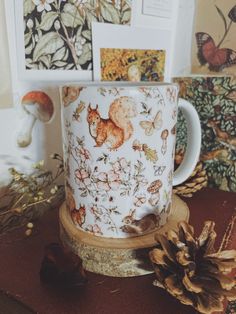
[173,149,208,197]
[149,221,236,314]
[40,243,87,288]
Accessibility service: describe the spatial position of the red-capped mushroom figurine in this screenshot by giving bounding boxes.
[17,91,54,147]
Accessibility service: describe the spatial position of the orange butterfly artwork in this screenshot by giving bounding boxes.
[196,32,236,72]
[194,3,236,73]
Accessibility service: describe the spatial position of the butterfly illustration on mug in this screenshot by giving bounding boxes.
[153,165,166,176]
[139,110,163,136]
[195,5,236,72]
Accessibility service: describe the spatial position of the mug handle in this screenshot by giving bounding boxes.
[173,98,201,186]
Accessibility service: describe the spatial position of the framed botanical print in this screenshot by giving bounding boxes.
[15,0,132,81]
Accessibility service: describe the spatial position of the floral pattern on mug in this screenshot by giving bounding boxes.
[166,86,178,103]
[75,168,91,189]
[85,224,103,236]
[95,170,121,192]
[89,203,121,233]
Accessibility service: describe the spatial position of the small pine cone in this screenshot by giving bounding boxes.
[149,221,236,314]
[40,243,87,288]
[173,161,208,198]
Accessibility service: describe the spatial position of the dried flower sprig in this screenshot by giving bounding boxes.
[0,153,64,217]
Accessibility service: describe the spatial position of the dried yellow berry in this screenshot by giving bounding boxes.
[27,222,34,229]
[25,229,32,236]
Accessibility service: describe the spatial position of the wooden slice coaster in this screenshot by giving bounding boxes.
[59,194,189,277]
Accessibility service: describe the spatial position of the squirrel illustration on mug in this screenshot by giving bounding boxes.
[87,96,137,150]
[120,209,160,234]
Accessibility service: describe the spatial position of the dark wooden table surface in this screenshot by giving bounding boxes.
[0,188,235,314]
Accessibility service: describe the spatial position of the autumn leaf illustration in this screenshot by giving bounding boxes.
[143,146,158,163]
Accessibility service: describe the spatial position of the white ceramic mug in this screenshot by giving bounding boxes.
[60,83,201,238]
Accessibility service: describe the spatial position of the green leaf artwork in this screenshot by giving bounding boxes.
[24,0,132,70]
[174,76,236,192]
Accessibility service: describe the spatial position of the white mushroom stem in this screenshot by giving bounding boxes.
[17,113,37,147]
[161,140,167,155]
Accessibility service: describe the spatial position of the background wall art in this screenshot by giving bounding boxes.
[192,0,236,75]
[174,76,236,192]
[92,23,172,81]
[100,48,165,82]
[0,0,196,187]
[16,0,132,80]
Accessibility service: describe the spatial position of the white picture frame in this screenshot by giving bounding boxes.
[13,0,133,82]
[14,0,92,81]
[92,22,172,82]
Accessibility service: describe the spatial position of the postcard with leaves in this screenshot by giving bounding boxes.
[100,48,165,82]
[15,0,132,81]
[92,22,172,81]
[192,0,236,75]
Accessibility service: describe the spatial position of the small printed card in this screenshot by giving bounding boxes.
[92,23,172,81]
[142,0,174,19]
